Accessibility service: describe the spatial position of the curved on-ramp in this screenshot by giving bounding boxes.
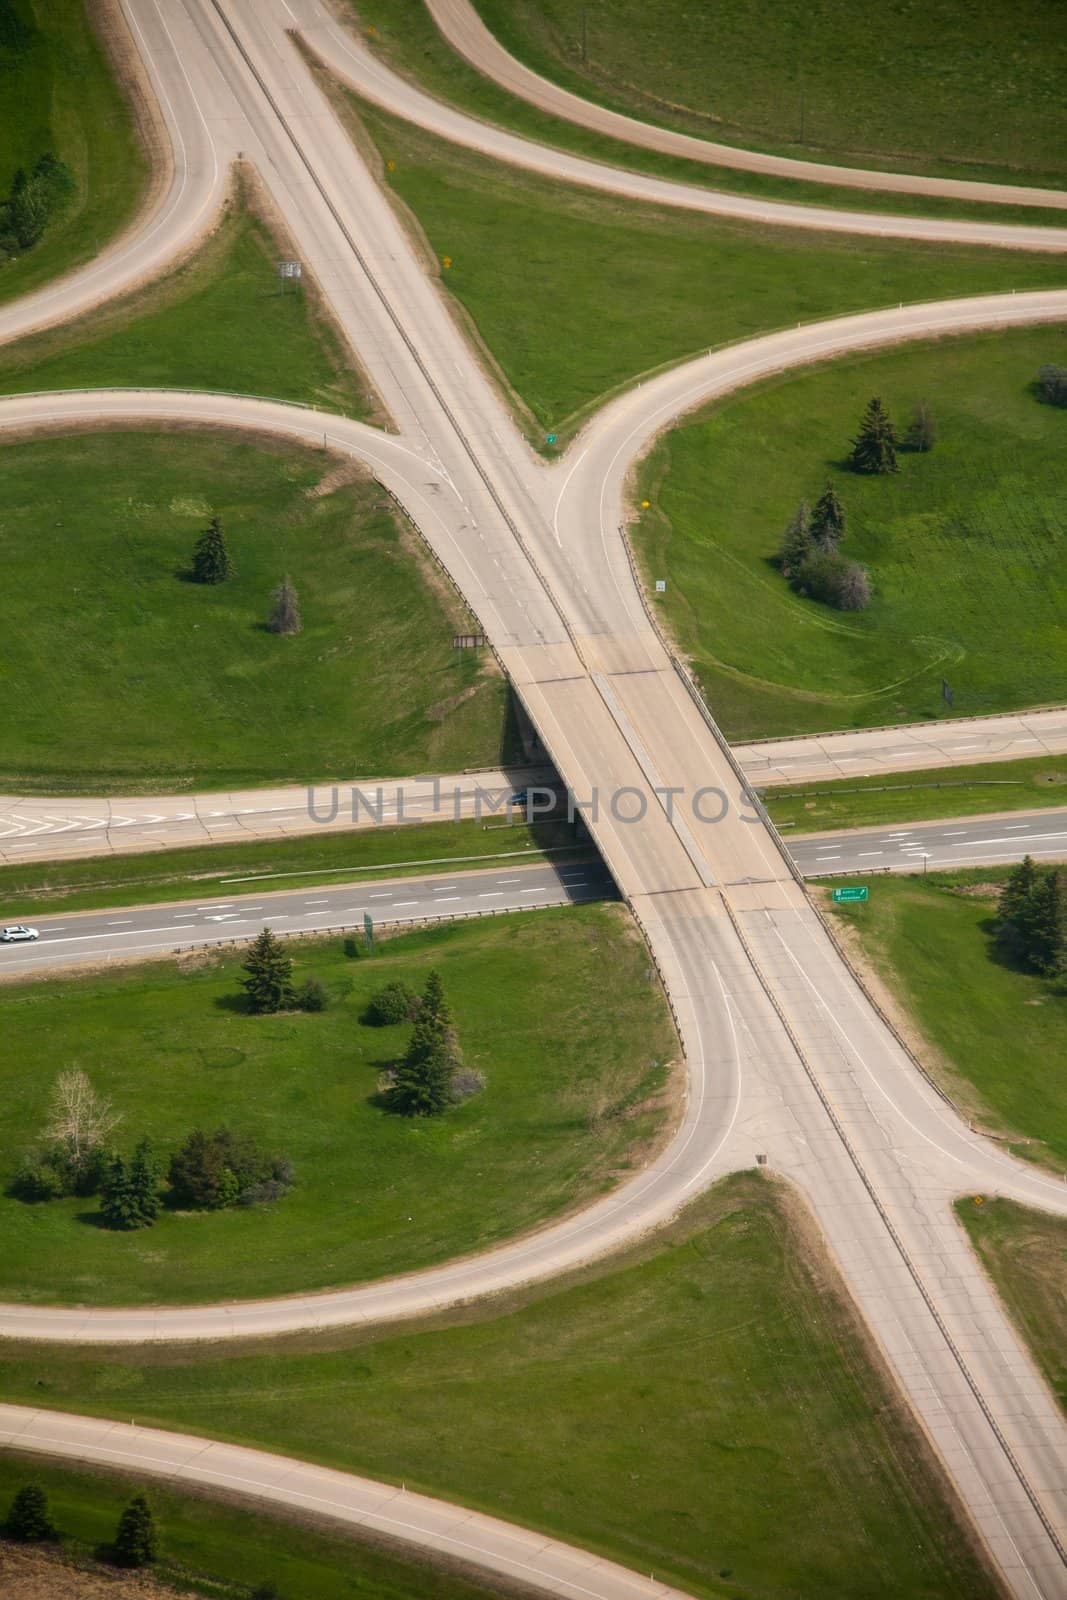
[296,0,1067,251]
[424,0,1067,212]
[0,1405,692,1600]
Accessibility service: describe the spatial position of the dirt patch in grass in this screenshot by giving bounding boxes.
[0,1544,190,1600]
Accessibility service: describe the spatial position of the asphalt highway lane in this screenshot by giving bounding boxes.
[0,858,612,977]
[791,807,1067,876]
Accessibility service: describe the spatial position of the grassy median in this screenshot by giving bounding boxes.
[0,429,511,792]
[0,1173,995,1599]
[468,0,1067,188]
[959,1198,1067,1416]
[827,870,1067,1167]
[0,906,672,1305]
[0,0,148,306]
[0,178,371,415]
[767,755,1067,833]
[344,96,1067,444]
[633,326,1067,739]
[0,1454,496,1600]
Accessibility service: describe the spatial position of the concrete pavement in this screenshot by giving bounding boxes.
[0,857,611,977]
[0,766,554,863]
[2,2,1067,1591]
[426,0,1067,213]
[0,1405,694,1600]
[740,707,1067,786]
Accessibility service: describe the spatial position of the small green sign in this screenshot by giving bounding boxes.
[832,886,869,903]
[545,433,557,444]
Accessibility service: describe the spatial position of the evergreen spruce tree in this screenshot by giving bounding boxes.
[128,1137,162,1227]
[848,397,899,475]
[239,927,295,1014]
[5,1483,56,1541]
[998,855,1040,939]
[386,1017,456,1116]
[112,1494,158,1568]
[266,577,302,635]
[809,482,847,551]
[777,500,811,578]
[100,1151,137,1230]
[190,515,233,585]
[1027,869,1067,976]
[419,969,459,1053]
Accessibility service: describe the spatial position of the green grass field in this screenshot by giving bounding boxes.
[828,870,1067,1167]
[0,817,578,919]
[0,1456,496,1600]
[0,0,148,305]
[0,1173,995,1600]
[768,755,1067,833]
[959,1199,1067,1415]
[344,1,1067,228]
[344,95,1067,443]
[469,0,1067,187]
[0,430,512,793]
[0,179,371,415]
[0,906,672,1306]
[633,326,1067,740]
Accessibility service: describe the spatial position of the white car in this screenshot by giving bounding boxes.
[0,925,39,943]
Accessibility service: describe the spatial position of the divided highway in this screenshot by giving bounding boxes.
[790,807,1067,876]
[2,2,1067,1596]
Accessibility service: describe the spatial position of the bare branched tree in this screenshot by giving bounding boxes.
[43,1069,121,1176]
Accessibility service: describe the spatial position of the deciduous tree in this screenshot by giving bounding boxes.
[267,577,301,635]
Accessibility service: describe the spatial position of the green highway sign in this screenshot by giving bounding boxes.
[832,886,869,903]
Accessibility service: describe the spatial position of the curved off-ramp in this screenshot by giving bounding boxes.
[424,0,1067,212]
[299,0,1067,249]
[0,1405,694,1600]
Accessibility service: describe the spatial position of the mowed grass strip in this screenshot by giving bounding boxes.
[0,177,371,416]
[633,326,1067,740]
[0,906,673,1306]
[0,430,511,793]
[470,0,1067,187]
[959,1199,1067,1416]
[0,1174,996,1600]
[341,95,1067,443]
[345,0,1067,227]
[0,1456,499,1600]
[0,817,579,919]
[826,870,1067,1167]
[0,0,148,306]
[767,755,1067,833]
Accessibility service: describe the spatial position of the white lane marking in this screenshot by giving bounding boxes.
[943,830,967,836]
[435,896,461,902]
[478,892,503,898]
[392,901,418,908]
[520,888,548,895]
[857,851,883,858]
[107,920,134,926]
[368,892,394,899]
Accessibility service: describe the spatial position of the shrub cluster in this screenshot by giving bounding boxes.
[0,153,75,258]
[168,1127,294,1211]
[1037,363,1067,408]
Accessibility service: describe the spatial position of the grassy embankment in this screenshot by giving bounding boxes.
[827,870,1067,1167]
[0,1173,995,1600]
[0,907,672,1305]
[0,817,580,919]
[960,1199,1067,1415]
[469,0,1067,188]
[334,92,1067,446]
[766,755,1067,833]
[343,0,1067,225]
[0,1453,496,1600]
[0,178,370,413]
[0,430,513,793]
[0,0,148,305]
[631,327,1067,740]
